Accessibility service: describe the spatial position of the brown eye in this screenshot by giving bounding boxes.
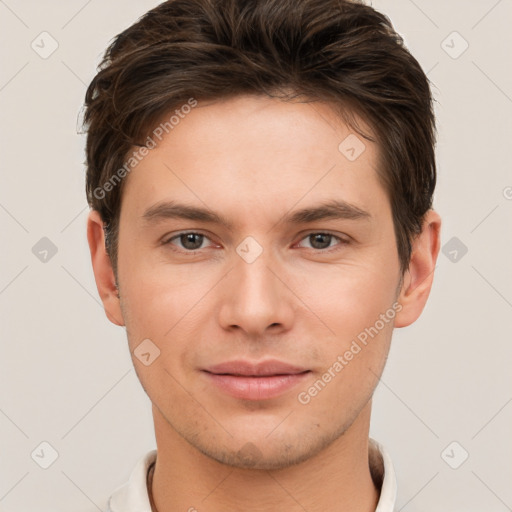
[297,232,349,252]
[164,232,212,252]
[309,233,333,250]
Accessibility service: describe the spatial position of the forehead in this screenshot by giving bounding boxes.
[120,94,387,227]
[158,94,374,160]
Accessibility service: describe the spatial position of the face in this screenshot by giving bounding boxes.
[113,95,404,469]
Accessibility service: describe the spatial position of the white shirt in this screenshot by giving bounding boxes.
[107,437,397,512]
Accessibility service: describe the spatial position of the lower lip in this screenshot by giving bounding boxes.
[202,371,311,400]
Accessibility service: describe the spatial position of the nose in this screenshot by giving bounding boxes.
[217,247,295,338]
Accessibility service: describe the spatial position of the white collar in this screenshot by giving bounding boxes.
[108,438,397,512]
[371,438,398,512]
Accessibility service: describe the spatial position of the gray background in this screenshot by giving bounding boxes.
[1,0,511,510]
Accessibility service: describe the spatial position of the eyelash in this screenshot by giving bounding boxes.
[162,231,350,254]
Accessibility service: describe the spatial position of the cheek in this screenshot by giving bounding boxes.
[295,325,392,426]
[119,274,180,356]
[120,255,193,316]
[120,264,215,380]
[298,258,398,332]
[296,286,395,415]
[293,251,398,391]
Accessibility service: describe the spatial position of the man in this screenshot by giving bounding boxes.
[84,0,441,510]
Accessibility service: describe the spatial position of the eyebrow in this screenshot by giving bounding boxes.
[141,199,371,231]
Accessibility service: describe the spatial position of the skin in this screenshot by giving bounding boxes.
[88,94,441,512]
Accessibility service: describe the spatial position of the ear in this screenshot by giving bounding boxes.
[86,209,125,326]
[394,209,442,328]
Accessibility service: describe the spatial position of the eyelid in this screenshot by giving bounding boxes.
[162,230,218,248]
[162,230,350,253]
[294,231,351,251]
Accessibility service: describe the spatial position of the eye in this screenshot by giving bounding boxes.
[296,232,349,252]
[163,231,215,252]
[162,231,350,254]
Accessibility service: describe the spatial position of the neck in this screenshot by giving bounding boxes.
[149,401,380,512]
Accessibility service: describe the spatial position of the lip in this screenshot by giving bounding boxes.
[202,359,311,401]
[204,359,309,376]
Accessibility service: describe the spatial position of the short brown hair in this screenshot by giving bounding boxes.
[83,0,436,280]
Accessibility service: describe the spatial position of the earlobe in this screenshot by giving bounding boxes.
[394,209,442,328]
[86,210,125,326]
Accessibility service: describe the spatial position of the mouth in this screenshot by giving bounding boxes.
[203,359,310,377]
[201,360,311,400]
